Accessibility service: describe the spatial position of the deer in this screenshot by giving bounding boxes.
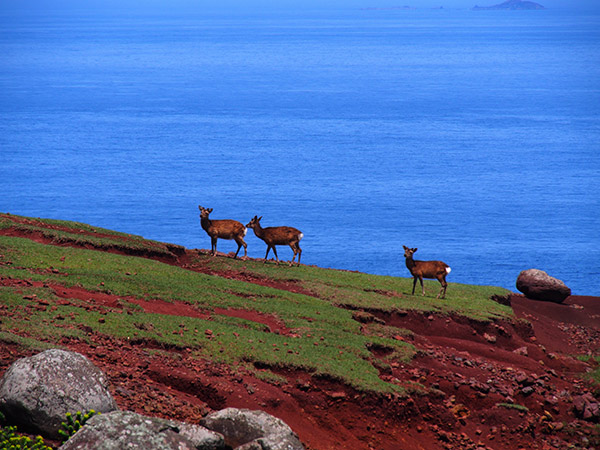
[403,245,451,299]
[198,205,247,259]
[245,215,303,266]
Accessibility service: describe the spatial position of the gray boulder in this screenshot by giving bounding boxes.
[200,408,305,450]
[516,269,571,303]
[0,349,117,439]
[59,410,225,450]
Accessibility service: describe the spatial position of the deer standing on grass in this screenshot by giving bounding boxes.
[198,205,247,259]
[245,216,303,266]
[403,245,451,299]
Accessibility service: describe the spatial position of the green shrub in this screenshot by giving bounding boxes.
[0,424,52,450]
[58,410,100,441]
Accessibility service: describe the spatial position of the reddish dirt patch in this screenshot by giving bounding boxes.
[1,218,599,450]
[213,307,294,336]
[512,294,600,355]
[130,298,211,320]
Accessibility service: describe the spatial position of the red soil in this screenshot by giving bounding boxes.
[1,217,599,450]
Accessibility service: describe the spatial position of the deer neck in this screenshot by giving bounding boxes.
[200,216,212,232]
[251,223,265,239]
[405,256,416,271]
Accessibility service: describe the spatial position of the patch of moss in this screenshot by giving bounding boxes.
[496,402,529,412]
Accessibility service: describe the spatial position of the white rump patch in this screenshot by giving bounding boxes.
[446,267,451,274]
[298,232,304,241]
[243,228,248,236]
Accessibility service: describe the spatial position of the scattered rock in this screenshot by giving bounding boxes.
[468,379,491,395]
[516,374,534,386]
[513,346,528,356]
[0,349,118,439]
[516,269,571,303]
[521,386,535,396]
[573,393,600,422]
[483,333,497,343]
[200,408,305,450]
[59,410,225,450]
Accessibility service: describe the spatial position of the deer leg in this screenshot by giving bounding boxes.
[234,237,247,259]
[264,246,271,262]
[437,276,448,299]
[211,237,218,256]
[296,244,302,265]
[289,243,296,266]
[272,246,280,264]
[419,277,425,296]
[412,277,417,295]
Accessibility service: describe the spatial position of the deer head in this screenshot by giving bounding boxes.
[403,246,418,258]
[198,205,213,219]
[245,216,263,229]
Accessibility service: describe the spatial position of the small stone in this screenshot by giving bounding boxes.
[483,333,496,343]
[521,386,535,396]
[513,347,528,356]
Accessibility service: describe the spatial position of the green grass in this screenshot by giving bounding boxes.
[0,331,56,352]
[189,250,512,321]
[0,213,183,259]
[496,403,529,413]
[0,236,414,393]
[576,355,600,388]
[0,215,515,395]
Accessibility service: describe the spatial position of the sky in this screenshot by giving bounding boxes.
[1,0,599,12]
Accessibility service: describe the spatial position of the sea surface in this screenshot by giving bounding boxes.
[1,5,599,295]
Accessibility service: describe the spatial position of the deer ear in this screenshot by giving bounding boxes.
[403,245,408,250]
[258,216,263,221]
[413,248,418,252]
[208,208,213,213]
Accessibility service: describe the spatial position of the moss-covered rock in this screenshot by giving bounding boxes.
[0,349,117,439]
[59,410,225,450]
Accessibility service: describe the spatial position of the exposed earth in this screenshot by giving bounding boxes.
[1,216,599,450]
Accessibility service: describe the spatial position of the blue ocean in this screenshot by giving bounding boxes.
[1,4,599,295]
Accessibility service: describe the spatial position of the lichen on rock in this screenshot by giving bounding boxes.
[0,349,118,439]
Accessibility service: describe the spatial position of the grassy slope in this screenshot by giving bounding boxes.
[0,214,512,395]
[0,214,183,258]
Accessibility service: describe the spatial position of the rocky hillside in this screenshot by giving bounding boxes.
[0,213,598,450]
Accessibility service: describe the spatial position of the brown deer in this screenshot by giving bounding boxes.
[245,216,303,266]
[198,205,247,258]
[403,245,451,299]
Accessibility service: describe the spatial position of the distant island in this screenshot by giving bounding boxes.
[472,0,545,10]
[361,5,415,10]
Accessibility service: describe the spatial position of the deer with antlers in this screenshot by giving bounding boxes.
[198,206,247,258]
[246,216,303,266]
